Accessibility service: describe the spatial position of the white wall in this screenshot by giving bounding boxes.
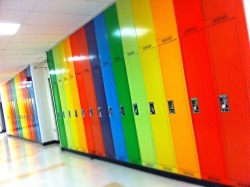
[30,64,59,143]
[244,0,250,42]
[0,88,11,134]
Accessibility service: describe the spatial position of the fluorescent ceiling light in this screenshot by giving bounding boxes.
[0,23,21,35]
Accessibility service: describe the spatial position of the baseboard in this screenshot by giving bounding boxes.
[61,148,231,187]
[42,140,60,146]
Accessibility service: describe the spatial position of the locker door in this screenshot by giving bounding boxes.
[150,0,200,178]
[84,22,115,159]
[116,0,157,168]
[104,5,141,164]
[94,15,128,162]
[75,73,95,154]
[208,19,250,186]
[47,50,68,148]
[141,48,177,172]
[58,42,80,151]
[70,31,105,156]
[131,0,177,172]
[173,0,229,184]
[52,47,74,149]
[63,38,88,153]
[83,69,106,156]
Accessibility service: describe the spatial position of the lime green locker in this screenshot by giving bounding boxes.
[47,50,68,148]
[104,4,141,164]
[130,0,177,173]
[52,46,74,149]
[116,0,157,168]
[57,42,80,151]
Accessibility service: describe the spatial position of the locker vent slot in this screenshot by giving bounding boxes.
[133,103,139,115]
[185,27,197,34]
[98,107,102,117]
[168,100,175,114]
[191,98,199,113]
[219,95,230,112]
[213,15,228,24]
[149,102,156,115]
[127,51,135,56]
[143,44,152,50]
[162,36,173,43]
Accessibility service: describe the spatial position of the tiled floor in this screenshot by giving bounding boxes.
[0,133,203,187]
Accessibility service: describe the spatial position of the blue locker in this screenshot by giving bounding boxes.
[94,14,128,162]
[85,22,115,159]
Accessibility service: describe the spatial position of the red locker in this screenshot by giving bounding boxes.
[76,27,106,156]
[202,0,250,186]
[173,0,229,184]
[69,33,95,154]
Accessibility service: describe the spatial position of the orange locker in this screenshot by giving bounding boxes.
[150,0,200,178]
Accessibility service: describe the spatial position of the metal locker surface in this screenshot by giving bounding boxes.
[207,18,250,186]
[58,43,80,151]
[85,21,115,159]
[75,28,106,157]
[104,4,141,165]
[94,14,128,162]
[63,38,88,153]
[173,0,229,184]
[131,0,177,173]
[150,0,200,179]
[52,46,74,149]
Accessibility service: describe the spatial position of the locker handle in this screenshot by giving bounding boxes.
[191,98,199,114]
[219,95,230,112]
[98,107,102,118]
[75,110,78,118]
[62,111,65,118]
[89,108,93,117]
[133,103,139,116]
[68,111,71,118]
[168,100,175,114]
[120,105,125,116]
[57,112,60,119]
[81,109,85,117]
[149,102,155,115]
[108,106,112,116]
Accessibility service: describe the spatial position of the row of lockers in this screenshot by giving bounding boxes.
[1,67,42,142]
[46,0,250,186]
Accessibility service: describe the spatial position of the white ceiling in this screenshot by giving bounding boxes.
[0,0,115,85]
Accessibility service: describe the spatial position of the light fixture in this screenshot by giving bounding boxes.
[0,23,21,35]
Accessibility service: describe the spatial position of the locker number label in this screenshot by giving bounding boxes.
[149,102,156,115]
[219,95,229,112]
[191,98,199,113]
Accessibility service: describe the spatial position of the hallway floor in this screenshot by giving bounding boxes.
[0,133,203,187]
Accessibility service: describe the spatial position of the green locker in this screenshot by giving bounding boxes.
[104,4,141,164]
[52,46,74,149]
[116,0,157,168]
[47,50,68,148]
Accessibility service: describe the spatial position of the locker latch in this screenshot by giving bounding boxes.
[68,111,71,118]
[108,106,112,116]
[168,100,175,114]
[62,111,65,118]
[75,110,78,118]
[191,98,199,114]
[98,107,102,118]
[57,112,60,119]
[219,95,229,112]
[149,102,155,115]
[133,103,139,115]
[89,108,93,117]
[81,109,85,117]
[120,105,125,116]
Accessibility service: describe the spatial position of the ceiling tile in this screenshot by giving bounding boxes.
[0,0,39,11]
[0,11,29,23]
[11,34,64,43]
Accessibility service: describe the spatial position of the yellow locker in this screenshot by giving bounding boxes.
[63,38,88,153]
[131,0,177,173]
[58,42,80,151]
[150,0,200,178]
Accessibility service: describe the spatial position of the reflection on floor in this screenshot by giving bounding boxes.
[0,133,203,187]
